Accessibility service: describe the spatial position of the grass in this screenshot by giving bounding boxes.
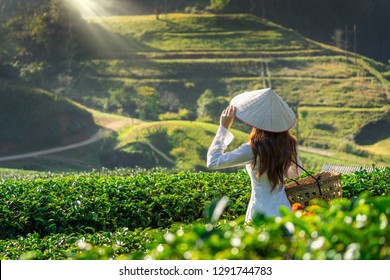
[0,100,140,172]
[359,138,390,157]
[82,56,387,108]
[86,107,143,128]
[115,119,388,172]
[297,107,388,139]
[85,56,364,79]
[0,80,98,158]
[86,14,319,52]
[116,120,248,170]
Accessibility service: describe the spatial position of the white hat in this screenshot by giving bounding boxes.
[229,88,296,132]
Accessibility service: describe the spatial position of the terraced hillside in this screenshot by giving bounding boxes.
[65,13,390,169]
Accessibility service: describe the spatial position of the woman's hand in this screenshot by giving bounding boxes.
[220,105,236,129]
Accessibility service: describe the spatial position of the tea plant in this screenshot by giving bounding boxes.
[341,166,390,197]
[0,227,164,260]
[0,170,251,239]
[1,167,389,260]
[70,195,390,260]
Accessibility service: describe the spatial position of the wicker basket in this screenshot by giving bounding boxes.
[284,171,342,207]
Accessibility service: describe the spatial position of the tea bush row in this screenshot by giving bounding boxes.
[0,226,163,260]
[2,194,388,260]
[1,167,389,240]
[131,195,390,260]
[341,166,390,197]
[0,170,251,239]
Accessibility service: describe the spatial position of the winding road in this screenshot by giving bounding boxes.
[0,130,104,162]
[0,119,135,163]
[0,116,333,163]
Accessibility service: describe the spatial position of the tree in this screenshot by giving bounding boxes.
[331,28,344,50]
[134,86,161,120]
[108,87,137,116]
[210,0,231,13]
[197,89,228,122]
[2,0,85,84]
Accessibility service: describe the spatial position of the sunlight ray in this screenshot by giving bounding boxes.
[64,0,143,56]
[66,0,110,18]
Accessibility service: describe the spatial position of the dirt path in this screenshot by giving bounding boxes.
[104,119,141,130]
[298,146,334,157]
[0,118,334,163]
[146,142,176,165]
[0,130,103,162]
[0,115,146,163]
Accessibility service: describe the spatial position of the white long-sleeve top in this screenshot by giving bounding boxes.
[207,125,301,221]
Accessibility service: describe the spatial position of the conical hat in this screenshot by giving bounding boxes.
[230,88,296,132]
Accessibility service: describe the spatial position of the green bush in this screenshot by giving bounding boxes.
[0,170,251,239]
[342,166,390,197]
[0,226,163,260]
[71,195,390,260]
[1,167,389,260]
[3,194,388,260]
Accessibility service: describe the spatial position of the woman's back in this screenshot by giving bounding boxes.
[244,158,300,219]
[207,88,301,220]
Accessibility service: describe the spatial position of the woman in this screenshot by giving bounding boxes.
[207,88,301,220]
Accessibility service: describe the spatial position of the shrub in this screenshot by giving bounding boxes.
[0,170,251,239]
[341,166,390,197]
[1,167,389,260]
[73,195,390,260]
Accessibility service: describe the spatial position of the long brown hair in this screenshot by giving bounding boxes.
[249,127,298,191]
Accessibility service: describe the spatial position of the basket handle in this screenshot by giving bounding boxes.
[290,159,322,196]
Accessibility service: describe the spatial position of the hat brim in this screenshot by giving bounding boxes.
[230,88,296,132]
[234,113,296,132]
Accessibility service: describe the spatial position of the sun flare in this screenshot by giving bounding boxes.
[66,0,108,18]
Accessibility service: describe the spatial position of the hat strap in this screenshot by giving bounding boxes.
[290,159,322,196]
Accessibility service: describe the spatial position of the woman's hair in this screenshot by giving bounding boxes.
[249,127,298,191]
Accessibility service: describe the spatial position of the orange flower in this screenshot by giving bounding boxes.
[302,205,319,216]
[302,211,314,216]
[292,203,305,212]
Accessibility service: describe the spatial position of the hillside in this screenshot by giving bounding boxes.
[69,14,389,168]
[1,13,389,172]
[0,79,99,168]
[111,120,249,170]
[1,0,389,63]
